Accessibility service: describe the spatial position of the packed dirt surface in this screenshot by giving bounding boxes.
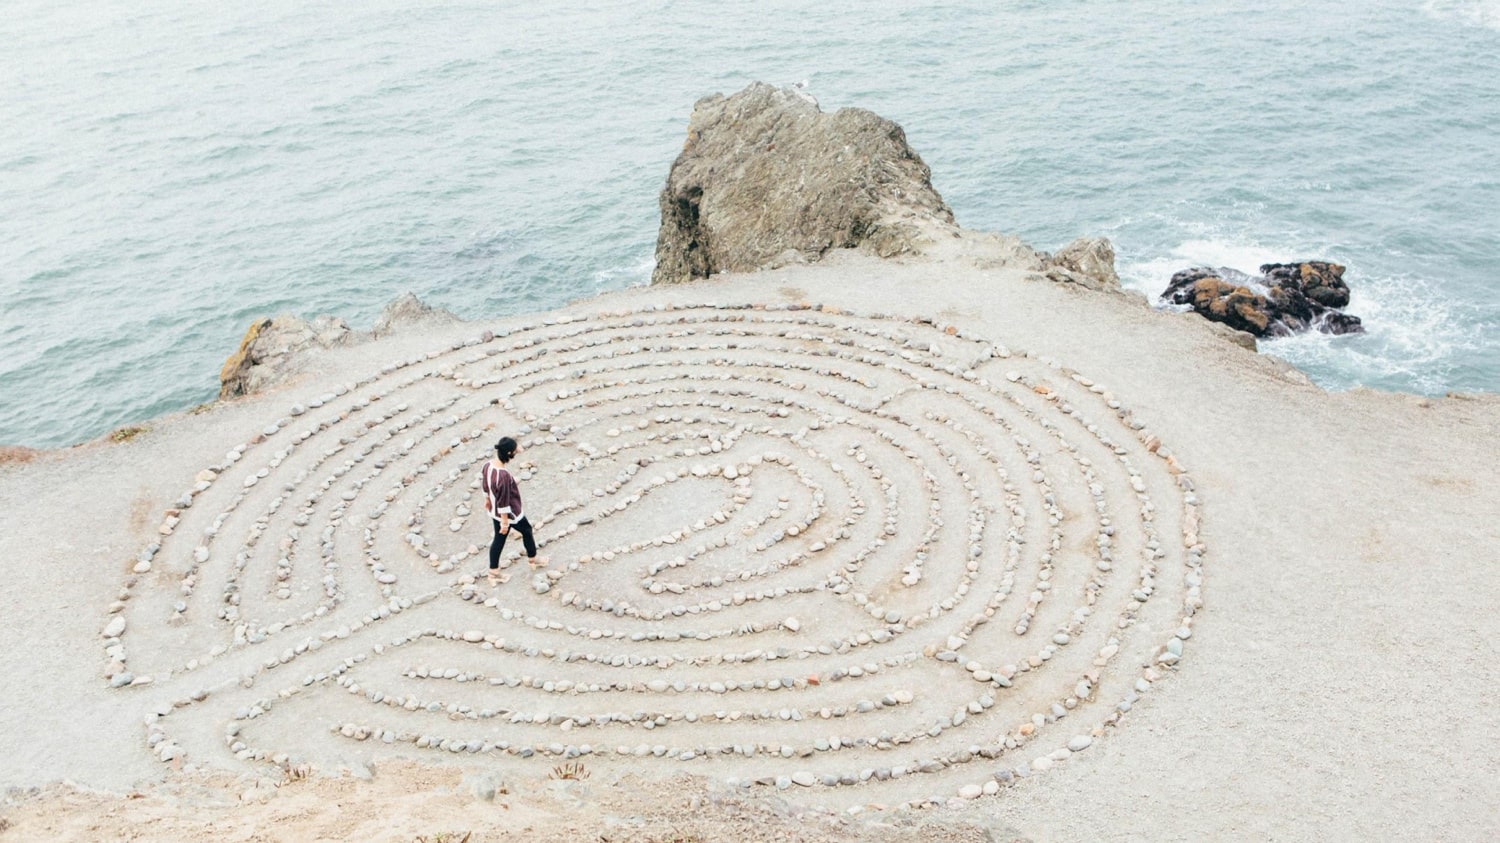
[0,762,1026,843]
[2,241,1497,841]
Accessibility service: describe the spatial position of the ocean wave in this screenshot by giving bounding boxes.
[592,254,656,291]
[1119,234,1485,395]
[1265,269,1484,393]
[1119,237,1292,295]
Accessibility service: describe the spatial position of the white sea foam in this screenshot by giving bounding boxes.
[1117,236,1289,301]
[1266,271,1483,394]
[1121,234,1480,395]
[1422,0,1500,30]
[595,255,656,291]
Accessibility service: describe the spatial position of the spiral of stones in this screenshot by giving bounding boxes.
[105,301,1205,810]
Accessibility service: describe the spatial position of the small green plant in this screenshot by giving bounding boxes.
[412,833,470,843]
[110,425,148,443]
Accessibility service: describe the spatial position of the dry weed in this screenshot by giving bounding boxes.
[548,761,590,781]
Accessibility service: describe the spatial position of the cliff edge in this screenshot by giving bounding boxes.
[3,85,1495,843]
[651,82,1125,297]
[219,292,458,399]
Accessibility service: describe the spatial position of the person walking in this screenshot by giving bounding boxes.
[479,436,545,583]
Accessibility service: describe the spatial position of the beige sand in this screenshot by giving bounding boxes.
[1,239,1497,842]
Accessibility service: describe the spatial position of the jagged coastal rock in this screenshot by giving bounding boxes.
[1162,261,1363,337]
[1262,261,1353,308]
[372,291,461,338]
[219,293,457,398]
[651,82,1127,294]
[1041,237,1122,291]
[651,82,959,284]
[219,314,353,399]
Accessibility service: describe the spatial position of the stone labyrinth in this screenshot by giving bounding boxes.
[103,301,1206,809]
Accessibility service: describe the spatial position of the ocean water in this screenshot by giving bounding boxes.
[2,0,1497,448]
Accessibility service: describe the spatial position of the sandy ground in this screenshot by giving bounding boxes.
[1,235,1497,842]
[0,762,1019,843]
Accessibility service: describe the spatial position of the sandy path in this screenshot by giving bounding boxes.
[1,245,1496,841]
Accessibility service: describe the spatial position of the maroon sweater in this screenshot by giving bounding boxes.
[480,461,523,520]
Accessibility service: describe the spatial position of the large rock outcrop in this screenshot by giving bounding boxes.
[218,314,353,399]
[651,83,958,285]
[1041,237,1122,292]
[1162,261,1363,337]
[219,293,458,399]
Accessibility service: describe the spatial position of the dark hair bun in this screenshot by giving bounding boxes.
[496,436,519,462]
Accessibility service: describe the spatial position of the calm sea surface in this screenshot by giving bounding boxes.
[2,0,1497,447]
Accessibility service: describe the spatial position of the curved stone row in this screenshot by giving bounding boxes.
[107,302,1205,811]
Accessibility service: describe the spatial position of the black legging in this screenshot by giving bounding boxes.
[489,515,537,569]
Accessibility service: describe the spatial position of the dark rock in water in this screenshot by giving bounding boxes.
[1260,261,1351,309]
[1162,261,1363,338]
[1163,270,1272,335]
[651,82,956,285]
